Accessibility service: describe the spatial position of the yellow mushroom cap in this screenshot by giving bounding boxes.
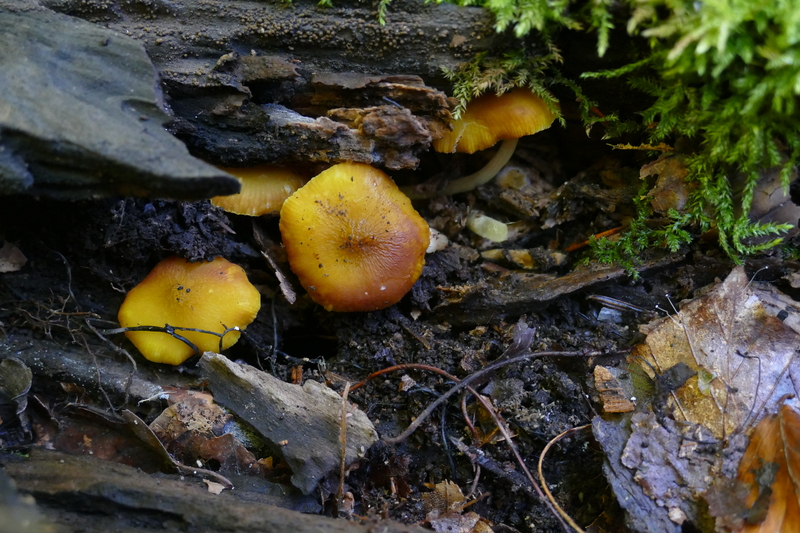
[279,162,430,312]
[212,165,307,216]
[118,256,261,365]
[433,88,557,154]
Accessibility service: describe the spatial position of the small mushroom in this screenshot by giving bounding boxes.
[117,256,261,365]
[279,162,429,312]
[408,88,557,198]
[212,165,307,216]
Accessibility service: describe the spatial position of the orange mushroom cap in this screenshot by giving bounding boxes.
[279,162,429,312]
[118,256,261,365]
[433,88,557,154]
[212,165,307,216]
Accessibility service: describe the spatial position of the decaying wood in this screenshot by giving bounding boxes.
[198,352,378,495]
[3,449,429,533]
[432,253,686,326]
[33,0,503,172]
[4,334,194,406]
[0,7,239,198]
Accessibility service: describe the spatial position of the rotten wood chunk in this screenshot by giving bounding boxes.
[592,366,635,414]
[169,72,453,169]
[433,253,684,326]
[198,353,378,495]
[3,449,428,533]
[0,8,239,199]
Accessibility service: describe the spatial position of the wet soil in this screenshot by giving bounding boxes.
[2,186,783,532]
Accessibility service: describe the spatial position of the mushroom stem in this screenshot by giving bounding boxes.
[402,138,519,199]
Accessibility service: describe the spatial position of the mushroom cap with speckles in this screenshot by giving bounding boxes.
[118,256,261,365]
[279,162,429,312]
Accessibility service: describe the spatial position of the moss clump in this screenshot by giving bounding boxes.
[437,0,800,264]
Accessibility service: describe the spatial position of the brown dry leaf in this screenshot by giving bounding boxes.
[149,390,231,442]
[632,266,800,440]
[149,390,257,475]
[422,480,465,514]
[640,154,693,215]
[736,404,800,532]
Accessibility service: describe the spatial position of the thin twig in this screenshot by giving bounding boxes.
[350,363,461,392]
[537,424,591,533]
[382,350,607,445]
[461,391,480,443]
[96,323,241,359]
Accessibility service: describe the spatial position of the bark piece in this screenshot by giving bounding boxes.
[3,449,428,533]
[198,352,378,494]
[432,253,684,326]
[0,8,238,199]
[2,335,195,406]
[33,0,497,169]
[593,415,687,533]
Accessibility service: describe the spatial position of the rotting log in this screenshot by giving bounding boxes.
[2,449,430,533]
[3,0,508,194]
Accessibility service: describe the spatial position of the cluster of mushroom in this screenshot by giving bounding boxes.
[118,88,555,365]
[118,163,430,364]
[210,162,431,312]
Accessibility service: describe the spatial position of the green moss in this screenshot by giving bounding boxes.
[436,0,800,267]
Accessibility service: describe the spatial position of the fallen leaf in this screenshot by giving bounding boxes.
[632,267,800,440]
[149,390,259,476]
[640,154,693,215]
[422,480,465,514]
[736,404,800,532]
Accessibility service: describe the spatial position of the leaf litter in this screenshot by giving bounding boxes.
[632,266,800,441]
[735,404,800,532]
[594,266,800,531]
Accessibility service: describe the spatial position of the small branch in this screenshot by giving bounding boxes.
[382,350,606,445]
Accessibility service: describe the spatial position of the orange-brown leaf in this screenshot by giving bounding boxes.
[738,404,800,532]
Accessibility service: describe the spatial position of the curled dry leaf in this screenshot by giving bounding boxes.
[735,404,800,532]
[640,154,692,215]
[632,266,800,440]
[422,480,465,514]
[149,390,259,475]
